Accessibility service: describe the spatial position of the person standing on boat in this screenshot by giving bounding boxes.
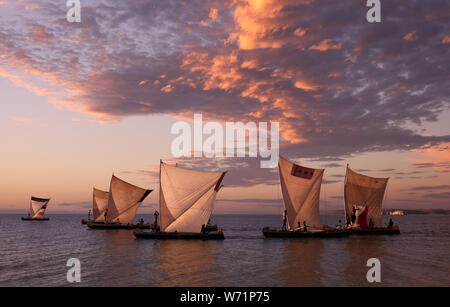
[153,210,159,231]
[207,218,212,226]
[369,218,374,228]
[303,221,308,232]
[351,206,357,224]
[104,208,108,222]
[282,209,287,230]
[294,221,302,231]
[387,218,394,228]
[88,209,91,220]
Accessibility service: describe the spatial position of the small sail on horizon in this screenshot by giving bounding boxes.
[160,161,226,233]
[278,156,324,230]
[106,175,152,224]
[30,196,50,218]
[344,166,389,227]
[93,188,109,221]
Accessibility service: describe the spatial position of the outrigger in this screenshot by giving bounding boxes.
[86,175,153,230]
[21,196,50,221]
[133,160,226,240]
[343,165,400,235]
[262,156,348,238]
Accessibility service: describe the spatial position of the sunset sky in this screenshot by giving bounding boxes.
[0,0,449,214]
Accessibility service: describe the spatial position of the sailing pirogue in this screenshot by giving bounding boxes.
[82,188,109,224]
[21,196,50,221]
[87,175,152,230]
[344,166,400,235]
[133,160,226,240]
[262,156,348,238]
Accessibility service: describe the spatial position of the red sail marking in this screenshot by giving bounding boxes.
[291,164,314,180]
[358,206,369,229]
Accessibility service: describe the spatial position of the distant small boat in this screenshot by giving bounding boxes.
[22,196,50,221]
[344,166,400,235]
[262,156,348,238]
[87,175,152,230]
[133,160,226,240]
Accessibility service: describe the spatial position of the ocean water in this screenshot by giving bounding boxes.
[0,214,448,287]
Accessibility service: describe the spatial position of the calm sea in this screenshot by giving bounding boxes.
[0,214,448,287]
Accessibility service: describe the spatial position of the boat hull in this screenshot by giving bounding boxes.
[262,227,348,238]
[86,221,151,229]
[133,230,225,240]
[206,224,218,232]
[21,217,49,221]
[346,225,400,235]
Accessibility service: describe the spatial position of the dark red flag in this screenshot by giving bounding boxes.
[291,164,314,179]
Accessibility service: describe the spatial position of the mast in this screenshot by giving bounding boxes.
[159,159,162,214]
[344,163,349,224]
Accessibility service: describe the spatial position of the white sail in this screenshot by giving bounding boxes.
[344,166,388,227]
[93,188,109,221]
[30,196,50,218]
[278,156,323,230]
[160,162,226,233]
[106,175,152,224]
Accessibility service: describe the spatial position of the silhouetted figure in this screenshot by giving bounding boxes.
[104,208,108,222]
[140,218,144,225]
[369,218,374,228]
[282,209,287,230]
[351,206,357,224]
[201,224,206,234]
[388,218,394,228]
[295,221,302,231]
[336,219,342,230]
[207,218,211,226]
[346,216,351,227]
[88,209,91,220]
[303,221,308,232]
[153,210,159,230]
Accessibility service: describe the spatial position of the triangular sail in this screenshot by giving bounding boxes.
[106,175,152,224]
[93,188,109,221]
[30,196,50,218]
[278,156,323,230]
[160,162,226,233]
[344,166,388,227]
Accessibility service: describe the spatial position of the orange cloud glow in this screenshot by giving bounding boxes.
[403,30,418,41]
[309,39,342,51]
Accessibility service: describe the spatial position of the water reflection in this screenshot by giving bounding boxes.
[280,239,324,286]
[153,240,222,286]
[91,230,138,286]
[342,236,386,286]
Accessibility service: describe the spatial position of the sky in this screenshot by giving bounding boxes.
[0,0,449,214]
